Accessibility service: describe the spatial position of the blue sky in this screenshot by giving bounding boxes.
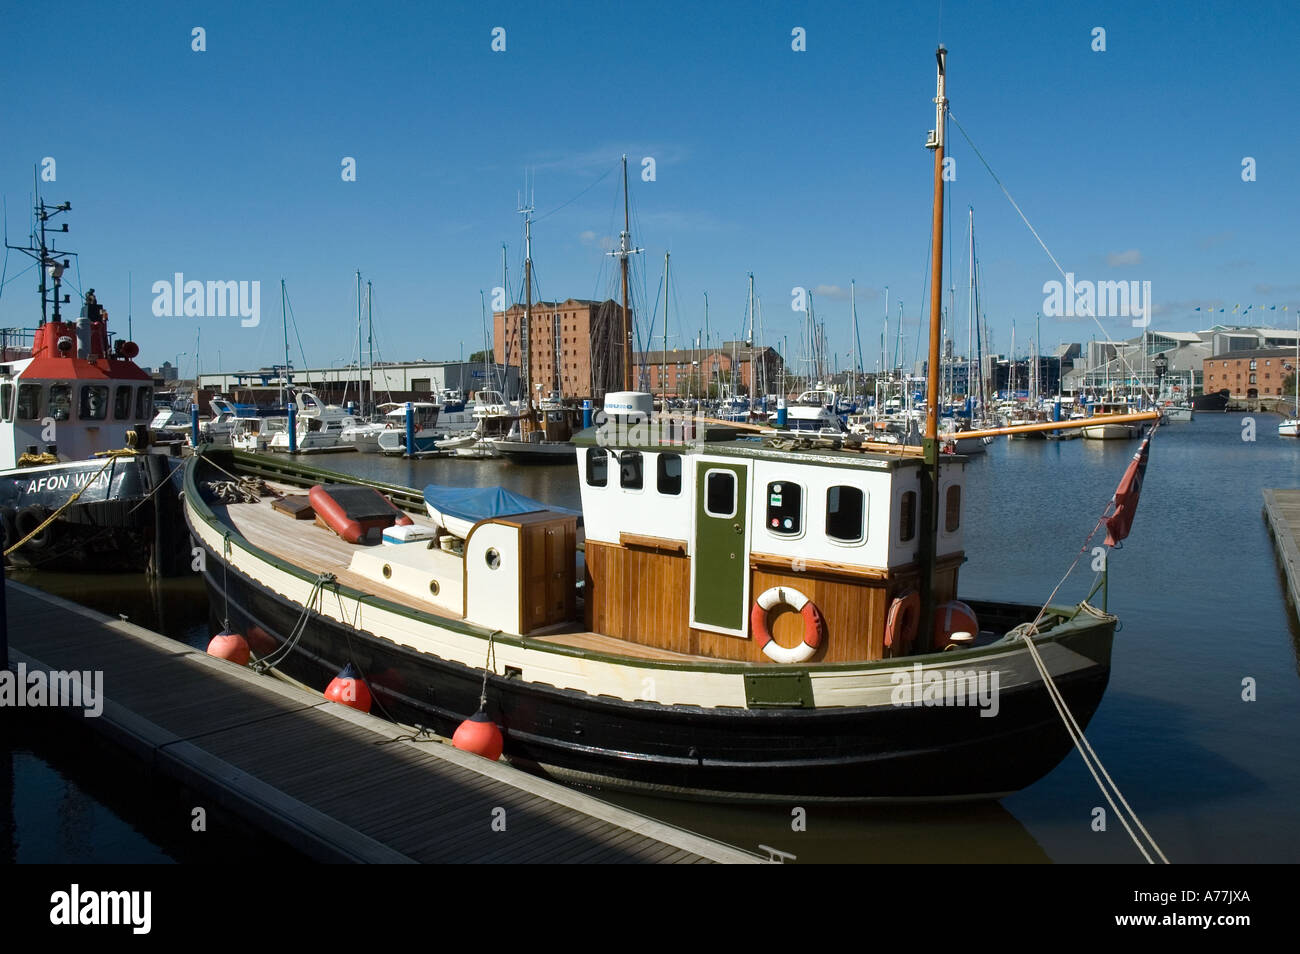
[2,0,1297,379]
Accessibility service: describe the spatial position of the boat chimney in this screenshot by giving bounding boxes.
[76,317,92,359]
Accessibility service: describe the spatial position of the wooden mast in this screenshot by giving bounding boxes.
[918,44,948,652]
[520,193,535,429]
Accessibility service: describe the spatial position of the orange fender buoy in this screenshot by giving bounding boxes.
[453,710,504,760]
[934,600,979,650]
[206,631,250,665]
[324,663,372,712]
[884,591,920,654]
[245,624,277,656]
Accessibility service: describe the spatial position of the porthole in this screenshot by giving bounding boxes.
[429,579,440,596]
[382,564,392,579]
[485,548,501,570]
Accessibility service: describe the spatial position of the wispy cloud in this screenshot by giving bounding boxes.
[578,229,598,246]
[1106,249,1143,267]
[1199,230,1234,250]
[1254,282,1300,295]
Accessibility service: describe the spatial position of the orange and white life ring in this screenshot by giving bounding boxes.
[750,586,824,663]
[885,590,920,655]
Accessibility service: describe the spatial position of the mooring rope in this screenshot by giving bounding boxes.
[4,453,119,557]
[250,572,334,673]
[1017,632,1169,863]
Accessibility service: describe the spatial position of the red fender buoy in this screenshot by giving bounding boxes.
[324,663,372,712]
[933,600,979,650]
[207,631,250,666]
[884,591,921,654]
[453,710,503,761]
[245,624,277,656]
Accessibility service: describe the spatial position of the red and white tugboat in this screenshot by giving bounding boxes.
[0,196,186,572]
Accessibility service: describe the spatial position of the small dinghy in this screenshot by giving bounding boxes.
[422,484,576,539]
[309,483,413,543]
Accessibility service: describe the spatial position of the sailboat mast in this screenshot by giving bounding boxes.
[522,203,534,421]
[366,280,374,412]
[356,269,363,413]
[501,242,509,395]
[967,209,974,413]
[621,156,633,391]
[280,278,289,409]
[662,251,670,401]
[747,273,757,410]
[918,44,949,654]
[850,279,859,400]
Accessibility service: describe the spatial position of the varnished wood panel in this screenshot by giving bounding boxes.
[583,541,965,663]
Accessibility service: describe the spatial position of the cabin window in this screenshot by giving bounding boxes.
[899,492,917,542]
[113,385,133,420]
[704,470,737,518]
[49,384,72,421]
[945,486,962,533]
[826,485,866,544]
[586,447,608,486]
[766,481,803,535]
[16,384,42,421]
[135,386,152,419]
[0,383,11,422]
[619,450,643,490]
[657,453,682,495]
[80,385,109,421]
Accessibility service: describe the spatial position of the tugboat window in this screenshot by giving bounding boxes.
[49,384,72,421]
[0,383,11,422]
[586,447,608,486]
[136,386,153,419]
[620,450,643,489]
[704,470,736,518]
[900,491,916,542]
[766,481,802,535]
[657,453,682,495]
[826,485,865,543]
[80,385,109,421]
[945,486,961,533]
[113,385,133,420]
[16,384,41,421]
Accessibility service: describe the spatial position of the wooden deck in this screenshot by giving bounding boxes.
[213,481,714,663]
[2,581,760,863]
[1263,489,1300,619]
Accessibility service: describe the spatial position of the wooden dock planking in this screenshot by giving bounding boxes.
[3,581,759,864]
[1263,489,1300,619]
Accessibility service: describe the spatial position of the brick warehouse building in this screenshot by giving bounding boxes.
[636,343,785,398]
[494,298,628,400]
[1203,347,1296,399]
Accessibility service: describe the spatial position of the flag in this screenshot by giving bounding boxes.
[1104,430,1152,547]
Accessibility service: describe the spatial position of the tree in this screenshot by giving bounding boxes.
[468,350,492,364]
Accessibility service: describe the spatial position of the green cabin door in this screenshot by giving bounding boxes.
[690,460,750,634]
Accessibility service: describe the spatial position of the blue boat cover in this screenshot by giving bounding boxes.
[422,484,577,523]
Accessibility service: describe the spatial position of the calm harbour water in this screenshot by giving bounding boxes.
[6,411,1299,863]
